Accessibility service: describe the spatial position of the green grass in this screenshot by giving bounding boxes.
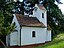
[33,33,64,48]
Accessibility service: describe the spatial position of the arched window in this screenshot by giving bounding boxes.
[32,31,36,38]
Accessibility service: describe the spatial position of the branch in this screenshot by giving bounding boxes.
[0,39,7,48]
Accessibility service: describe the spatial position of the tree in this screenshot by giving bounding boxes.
[0,0,16,48]
[43,0,64,35]
[0,11,15,48]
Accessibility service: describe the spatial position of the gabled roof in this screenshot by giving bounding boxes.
[35,4,46,10]
[38,5,46,10]
[15,14,46,28]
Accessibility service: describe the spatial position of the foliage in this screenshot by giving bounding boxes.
[0,0,16,35]
[0,0,16,48]
[44,0,64,35]
[0,11,15,48]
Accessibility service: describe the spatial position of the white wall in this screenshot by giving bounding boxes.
[6,35,10,46]
[46,30,51,41]
[9,14,21,46]
[21,27,47,46]
[10,31,18,46]
[33,4,47,27]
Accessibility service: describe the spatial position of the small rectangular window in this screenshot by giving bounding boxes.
[32,31,36,38]
[42,13,44,18]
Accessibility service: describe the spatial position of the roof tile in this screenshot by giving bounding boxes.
[16,14,46,28]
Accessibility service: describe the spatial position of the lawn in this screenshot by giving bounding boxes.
[33,33,64,48]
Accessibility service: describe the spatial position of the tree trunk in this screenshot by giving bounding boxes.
[0,39,7,48]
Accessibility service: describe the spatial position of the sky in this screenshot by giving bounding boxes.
[58,0,64,14]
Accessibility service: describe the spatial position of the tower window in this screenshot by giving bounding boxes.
[32,31,36,38]
[42,13,44,18]
[14,22,16,25]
